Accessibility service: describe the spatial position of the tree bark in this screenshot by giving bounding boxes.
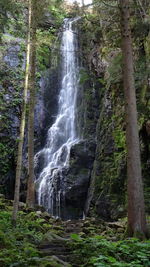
[12,1,31,225]
[26,0,36,208]
[119,0,147,238]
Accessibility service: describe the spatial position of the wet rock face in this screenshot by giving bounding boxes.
[4,44,20,68]
[70,140,96,170]
[36,139,97,220]
[34,73,98,220]
[0,38,24,197]
[0,33,61,198]
[34,69,61,152]
[59,140,96,220]
[86,88,125,220]
[38,12,56,29]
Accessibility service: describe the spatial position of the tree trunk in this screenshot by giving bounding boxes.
[119,0,147,238]
[12,2,31,225]
[26,0,36,208]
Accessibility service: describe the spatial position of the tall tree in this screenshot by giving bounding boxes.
[26,0,37,208]
[119,0,147,238]
[12,1,31,225]
[26,0,48,207]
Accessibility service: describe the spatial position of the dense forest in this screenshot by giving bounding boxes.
[0,0,150,266]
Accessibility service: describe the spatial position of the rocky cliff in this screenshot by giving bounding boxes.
[78,15,150,220]
[0,12,149,220]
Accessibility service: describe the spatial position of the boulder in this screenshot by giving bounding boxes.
[57,140,96,219]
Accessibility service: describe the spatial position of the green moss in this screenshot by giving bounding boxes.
[0,198,70,267]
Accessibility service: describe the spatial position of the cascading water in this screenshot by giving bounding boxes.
[35,18,80,217]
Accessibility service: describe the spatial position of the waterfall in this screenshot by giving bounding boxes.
[35,18,80,217]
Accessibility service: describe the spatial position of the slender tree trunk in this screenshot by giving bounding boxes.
[12,2,31,225]
[119,0,147,238]
[26,0,36,208]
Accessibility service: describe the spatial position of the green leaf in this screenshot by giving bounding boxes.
[70,233,82,242]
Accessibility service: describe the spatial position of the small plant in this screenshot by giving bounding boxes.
[69,235,150,267]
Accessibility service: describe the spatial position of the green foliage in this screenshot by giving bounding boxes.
[79,69,89,84]
[70,235,150,267]
[70,233,82,242]
[107,53,122,87]
[0,0,27,39]
[48,4,66,27]
[0,143,14,175]
[0,65,24,180]
[36,0,66,71]
[0,204,61,267]
[36,29,56,71]
[0,198,149,267]
[135,55,149,93]
[0,0,15,33]
[113,126,126,150]
[0,0,66,182]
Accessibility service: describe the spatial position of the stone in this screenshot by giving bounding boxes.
[90,217,96,223]
[57,140,96,220]
[4,44,20,68]
[55,217,62,223]
[34,204,46,212]
[3,94,11,103]
[107,221,125,229]
[42,211,52,219]
[83,221,91,227]
[40,232,68,246]
[18,201,26,208]
[36,211,42,216]
[50,256,71,267]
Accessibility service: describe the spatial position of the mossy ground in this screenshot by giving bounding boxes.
[0,196,149,267]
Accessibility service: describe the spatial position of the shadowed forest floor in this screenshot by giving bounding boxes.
[0,195,150,267]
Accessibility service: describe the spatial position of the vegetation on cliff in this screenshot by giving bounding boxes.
[0,0,150,265]
[78,0,150,235]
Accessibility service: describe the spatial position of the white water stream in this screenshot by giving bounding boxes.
[35,18,80,216]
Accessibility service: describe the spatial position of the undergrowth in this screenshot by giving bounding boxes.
[0,197,63,267]
[70,234,150,267]
[0,196,149,267]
